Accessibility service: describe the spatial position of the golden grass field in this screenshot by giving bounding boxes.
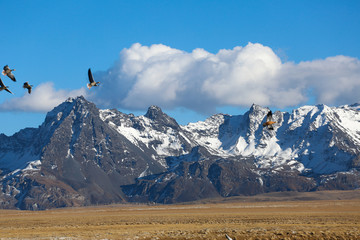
[1,191,360,240]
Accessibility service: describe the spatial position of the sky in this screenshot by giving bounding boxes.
[1,0,360,136]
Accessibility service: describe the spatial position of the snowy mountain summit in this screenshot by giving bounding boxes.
[184,103,360,174]
[1,96,360,209]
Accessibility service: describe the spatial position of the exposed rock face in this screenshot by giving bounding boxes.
[0,97,165,209]
[1,96,360,209]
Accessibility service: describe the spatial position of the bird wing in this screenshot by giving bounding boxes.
[0,78,5,87]
[88,68,94,83]
[28,87,32,94]
[5,88,13,94]
[8,72,16,82]
[266,110,273,122]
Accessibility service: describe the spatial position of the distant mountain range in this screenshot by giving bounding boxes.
[1,96,360,210]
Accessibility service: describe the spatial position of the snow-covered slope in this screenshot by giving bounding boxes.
[0,128,40,174]
[182,104,360,174]
[1,96,360,209]
[100,106,195,167]
[98,101,360,175]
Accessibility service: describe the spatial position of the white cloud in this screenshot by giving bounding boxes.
[288,56,360,105]
[1,43,359,114]
[0,82,87,112]
[91,42,360,113]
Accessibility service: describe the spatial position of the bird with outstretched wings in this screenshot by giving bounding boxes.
[2,65,16,82]
[23,82,33,94]
[87,68,100,89]
[262,110,276,130]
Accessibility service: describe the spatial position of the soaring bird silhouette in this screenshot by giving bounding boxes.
[23,82,33,94]
[2,65,16,82]
[0,77,13,94]
[87,68,100,89]
[262,110,276,130]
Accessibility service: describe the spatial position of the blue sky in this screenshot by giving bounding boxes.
[1,0,360,135]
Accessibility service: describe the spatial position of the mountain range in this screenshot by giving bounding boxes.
[1,96,359,210]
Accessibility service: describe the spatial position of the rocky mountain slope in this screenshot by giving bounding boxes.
[1,96,360,209]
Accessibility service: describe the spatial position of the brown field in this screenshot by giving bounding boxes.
[1,191,360,240]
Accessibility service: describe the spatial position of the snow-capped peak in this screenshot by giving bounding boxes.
[183,102,360,174]
[2,97,360,210]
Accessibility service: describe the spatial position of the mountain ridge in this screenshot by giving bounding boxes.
[1,96,360,209]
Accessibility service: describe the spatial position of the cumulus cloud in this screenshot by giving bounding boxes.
[91,42,360,114]
[1,43,359,114]
[0,82,87,112]
[285,56,360,105]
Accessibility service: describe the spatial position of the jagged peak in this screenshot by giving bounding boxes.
[247,104,271,121]
[349,102,360,108]
[249,103,270,112]
[294,103,332,117]
[65,95,88,104]
[65,97,75,103]
[250,103,262,109]
[144,105,179,129]
[44,96,97,126]
[144,105,165,120]
[341,102,360,110]
[206,113,228,122]
[148,105,162,110]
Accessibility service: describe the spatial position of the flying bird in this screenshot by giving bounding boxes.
[0,77,13,94]
[2,65,16,82]
[225,234,233,240]
[87,68,100,89]
[23,82,33,94]
[262,110,276,130]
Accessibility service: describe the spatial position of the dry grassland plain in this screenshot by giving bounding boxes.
[0,191,360,240]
